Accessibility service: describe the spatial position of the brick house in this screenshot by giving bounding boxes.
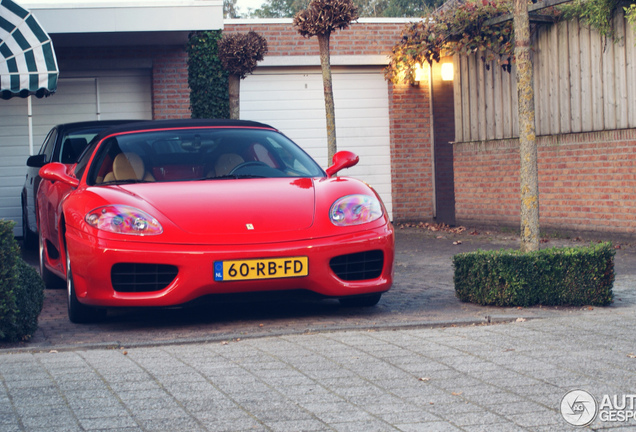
[4,1,456,236]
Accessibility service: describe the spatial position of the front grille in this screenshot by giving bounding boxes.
[111,263,178,293]
[329,250,384,281]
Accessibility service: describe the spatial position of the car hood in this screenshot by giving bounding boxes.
[123,177,316,236]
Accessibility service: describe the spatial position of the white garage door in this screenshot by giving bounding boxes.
[240,69,393,218]
[0,69,152,236]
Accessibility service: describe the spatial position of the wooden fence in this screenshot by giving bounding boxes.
[453,12,636,143]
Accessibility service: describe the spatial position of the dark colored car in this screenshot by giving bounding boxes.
[21,120,141,248]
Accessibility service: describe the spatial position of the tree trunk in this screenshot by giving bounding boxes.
[514,0,540,252]
[229,74,240,120]
[317,33,337,163]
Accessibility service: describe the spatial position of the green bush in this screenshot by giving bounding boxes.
[10,259,45,341]
[453,243,615,307]
[0,220,19,339]
[0,220,45,342]
[187,30,230,119]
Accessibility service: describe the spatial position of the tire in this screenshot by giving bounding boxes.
[39,231,63,289]
[339,293,382,307]
[66,245,106,323]
[21,201,37,250]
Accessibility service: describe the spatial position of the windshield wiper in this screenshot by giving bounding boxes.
[205,174,265,180]
[205,174,237,180]
[102,179,155,185]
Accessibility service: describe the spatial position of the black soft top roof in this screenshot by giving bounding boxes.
[57,119,142,132]
[94,119,277,140]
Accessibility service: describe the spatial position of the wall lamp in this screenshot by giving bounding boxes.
[441,63,454,81]
[413,63,428,86]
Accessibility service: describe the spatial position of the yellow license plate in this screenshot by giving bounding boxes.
[214,257,308,282]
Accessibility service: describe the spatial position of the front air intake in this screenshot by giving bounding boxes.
[329,250,384,281]
[111,263,178,293]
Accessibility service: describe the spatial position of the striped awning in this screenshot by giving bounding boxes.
[0,0,58,99]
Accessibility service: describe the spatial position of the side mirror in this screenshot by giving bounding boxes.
[39,163,80,188]
[325,150,359,177]
[26,154,47,168]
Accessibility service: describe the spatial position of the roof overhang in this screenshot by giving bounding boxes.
[18,0,223,46]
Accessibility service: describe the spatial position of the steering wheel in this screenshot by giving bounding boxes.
[229,161,270,175]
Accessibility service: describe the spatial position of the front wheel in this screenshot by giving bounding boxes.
[339,293,382,307]
[66,245,106,323]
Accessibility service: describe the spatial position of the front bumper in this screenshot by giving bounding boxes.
[65,224,394,307]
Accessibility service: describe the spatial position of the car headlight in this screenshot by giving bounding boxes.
[85,205,163,235]
[330,194,383,226]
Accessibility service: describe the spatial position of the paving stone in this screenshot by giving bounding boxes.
[77,415,138,430]
[136,416,206,432]
[265,419,327,431]
[0,231,634,430]
[394,421,464,431]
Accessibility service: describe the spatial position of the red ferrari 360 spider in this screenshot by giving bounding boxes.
[37,119,394,323]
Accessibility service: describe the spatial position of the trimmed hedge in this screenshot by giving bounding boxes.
[453,242,615,307]
[0,220,45,342]
[9,259,45,341]
[0,220,19,339]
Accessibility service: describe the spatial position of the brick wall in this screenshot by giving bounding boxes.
[223,21,403,56]
[389,81,434,220]
[151,47,190,119]
[453,129,636,236]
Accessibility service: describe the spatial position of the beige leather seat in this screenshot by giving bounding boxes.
[103,153,155,182]
[214,153,244,176]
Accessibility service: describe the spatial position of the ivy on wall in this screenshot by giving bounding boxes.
[385,0,515,84]
[559,0,628,40]
[628,3,636,25]
[385,0,636,85]
[187,31,230,119]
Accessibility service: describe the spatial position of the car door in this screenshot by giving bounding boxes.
[37,163,77,276]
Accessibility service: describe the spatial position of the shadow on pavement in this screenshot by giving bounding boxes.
[6,227,635,352]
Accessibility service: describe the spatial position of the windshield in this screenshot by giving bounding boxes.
[85,128,325,185]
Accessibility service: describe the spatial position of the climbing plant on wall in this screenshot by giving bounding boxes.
[385,0,515,84]
[628,3,636,26]
[187,31,230,119]
[560,0,636,41]
[385,0,636,85]
[627,3,636,27]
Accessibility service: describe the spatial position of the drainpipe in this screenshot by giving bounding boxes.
[59,77,101,119]
[428,62,437,219]
[95,78,101,120]
[27,96,33,155]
